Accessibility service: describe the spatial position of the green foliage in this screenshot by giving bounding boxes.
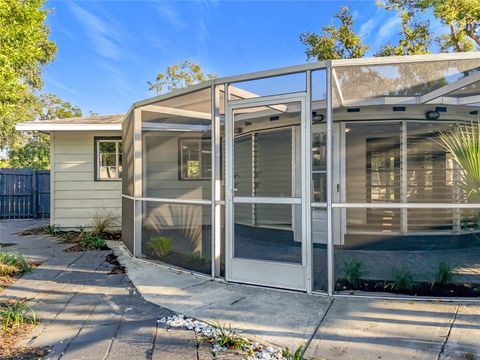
[300,6,368,61]
[91,210,117,235]
[80,233,106,250]
[282,344,306,360]
[147,60,216,95]
[376,0,432,56]
[0,0,57,150]
[185,251,209,265]
[436,261,456,286]
[148,237,173,257]
[0,251,32,275]
[45,224,60,235]
[0,300,37,331]
[428,0,480,52]
[38,93,82,120]
[438,121,480,203]
[7,133,50,169]
[389,268,415,291]
[300,0,479,61]
[210,321,254,355]
[343,258,367,288]
[6,94,82,169]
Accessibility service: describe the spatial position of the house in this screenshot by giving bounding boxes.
[16,114,124,229]
[17,52,480,295]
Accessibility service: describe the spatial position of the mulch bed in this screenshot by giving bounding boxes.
[336,278,480,297]
[0,322,48,360]
[106,253,125,274]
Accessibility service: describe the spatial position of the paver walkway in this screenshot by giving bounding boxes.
[1,220,480,360]
[0,220,222,360]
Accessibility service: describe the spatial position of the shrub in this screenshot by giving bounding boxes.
[80,233,106,250]
[283,344,305,360]
[91,210,117,235]
[343,258,367,288]
[186,251,208,265]
[210,321,253,355]
[390,268,415,291]
[148,237,173,257]
[0,300,37,331]
[44,224,60,235]
[0,251,32,275]
[436,261,456,286]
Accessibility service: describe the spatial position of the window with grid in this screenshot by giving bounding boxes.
[95,138,122,180]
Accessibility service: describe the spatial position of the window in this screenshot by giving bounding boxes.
[95,137,122,180]
[179,138,211,180]
[312,131,327,202]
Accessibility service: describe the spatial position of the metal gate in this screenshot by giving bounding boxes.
[0,169,50,219]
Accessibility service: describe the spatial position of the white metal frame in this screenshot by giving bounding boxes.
[225,93,310,291]
[119,52,480,300]
[96,138,122,181]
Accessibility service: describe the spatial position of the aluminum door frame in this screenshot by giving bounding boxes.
[225,93,310,291]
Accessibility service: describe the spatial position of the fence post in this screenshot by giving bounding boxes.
[32,171,38,219]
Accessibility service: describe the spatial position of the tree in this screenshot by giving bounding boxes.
[300,0,479,61]
[427,0,480,52]
[376,0,431,56]
[147,60,216,95]
[7,94,82,169]
[300,6,368,61]
[38,94,82,120]
[0,0,57,150]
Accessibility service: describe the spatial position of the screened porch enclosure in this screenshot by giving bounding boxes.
[122,53,480,296]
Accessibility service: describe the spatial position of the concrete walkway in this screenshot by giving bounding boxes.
[1,219,480,359]
[109,241,480,360]
[0,220,223,360]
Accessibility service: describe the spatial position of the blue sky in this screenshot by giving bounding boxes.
[42,0,444,115]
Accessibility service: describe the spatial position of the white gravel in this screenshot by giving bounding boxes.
[158,314,286,359]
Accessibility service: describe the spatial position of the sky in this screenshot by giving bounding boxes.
[42,0,445,115]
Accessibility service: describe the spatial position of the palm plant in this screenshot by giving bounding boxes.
[438,121,480,203]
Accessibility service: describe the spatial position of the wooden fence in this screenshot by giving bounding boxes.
[0,169,50,219]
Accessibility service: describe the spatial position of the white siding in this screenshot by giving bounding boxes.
[51,131,122,229]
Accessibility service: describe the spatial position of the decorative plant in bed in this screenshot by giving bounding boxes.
[336,258,480,297]
[20,211,120,252]
[147,236,211,274]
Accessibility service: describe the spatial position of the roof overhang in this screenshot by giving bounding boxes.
[15,123,122,132]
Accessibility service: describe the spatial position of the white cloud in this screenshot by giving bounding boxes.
[69,2,121,60]
[359,18,378,40]
[46,77,79,96]
[374,15,401,46]
[154,2,185,30]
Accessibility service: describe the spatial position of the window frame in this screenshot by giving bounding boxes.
[94,136,122,181]
[178,137,212,180]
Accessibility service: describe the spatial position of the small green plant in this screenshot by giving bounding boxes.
[343,258,367,288]
[283,344,306,360]
[80,233,106,250]
[186,251,208,264]
[388,268,415,291]
[148,237,173,257]
[44,224,60,235]
[91,210,117,235]
[0,251,32,275]
[0,300,37,331]
[210,321,254,355]
[435,261,456,286]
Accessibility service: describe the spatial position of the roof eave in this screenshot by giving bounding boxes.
[15,123,122,132]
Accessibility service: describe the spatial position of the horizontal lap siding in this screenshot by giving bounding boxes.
[52,131,122,229]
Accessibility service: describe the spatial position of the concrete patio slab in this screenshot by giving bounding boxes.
[109,241,480,359]
[108,241,334,349]
[439,305,480,360]
[304,298,461,360]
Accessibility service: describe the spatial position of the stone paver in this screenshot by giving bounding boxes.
[0,220,226,360]
[2,219,480,360]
